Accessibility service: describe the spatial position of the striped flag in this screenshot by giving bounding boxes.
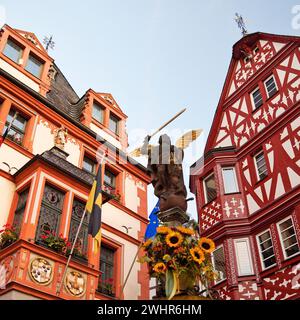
[86,165,103,252]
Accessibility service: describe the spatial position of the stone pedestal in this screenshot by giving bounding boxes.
[157,207,190,227]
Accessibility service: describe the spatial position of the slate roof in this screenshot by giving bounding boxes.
[46,63,85,121]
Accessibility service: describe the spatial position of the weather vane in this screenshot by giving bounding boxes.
[235,13,248,37]
[43,35,55,52]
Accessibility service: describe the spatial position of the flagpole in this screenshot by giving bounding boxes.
[56,208,88,296]
[56,151,107,296]
[121,241,143,294]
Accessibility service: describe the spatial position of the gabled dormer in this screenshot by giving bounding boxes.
[81,89,128,150]
[0,24,53,96]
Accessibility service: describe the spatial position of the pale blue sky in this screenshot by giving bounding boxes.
[1,0,299,219]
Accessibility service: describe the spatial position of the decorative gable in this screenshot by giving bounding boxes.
[227,39,288,98]
[98,93,122,112]
[205,32,300,153]
[14,29,48,54]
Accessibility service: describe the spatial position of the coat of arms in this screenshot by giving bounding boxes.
[65,270,85,297]
[29,258,53,285]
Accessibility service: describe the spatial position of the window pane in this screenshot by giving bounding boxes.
[35,184,65,244]
[82,156,96,174]
[260,238,273,251]
[258,231,271,243]
[279,218,300,258]
[255,152,268,180]
[261,247,274,260]
[264,256,276,268]
[4,109,27,145]
[99,245,115,296]
[283,235,297,248]
[68,199,89,259]
[104,170,116,188]
[13,188,29,233]
[281,226,296,240]
[286,244,300,257]
[109,114,119,135]
[222,168,239,194]
[212,246,226,282]
[204,174,217,203]
[252,88,263,109]
[25,55,43,78]
[92,103,104,123]
[265,77,277,98]
[257,230,276,269]
[279,219,292,232]
[3,39,22,63]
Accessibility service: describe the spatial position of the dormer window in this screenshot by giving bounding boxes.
[92,102,104,124]
[3,38,23,64]
[109,114,119,135]
[25,54,44,78]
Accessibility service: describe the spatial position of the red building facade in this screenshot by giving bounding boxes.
[190,32,300,300]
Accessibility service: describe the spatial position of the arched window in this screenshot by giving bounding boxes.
[35,184,65,243]
[68,198,89,260]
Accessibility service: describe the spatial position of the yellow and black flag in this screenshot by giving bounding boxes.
[86,165,103,252]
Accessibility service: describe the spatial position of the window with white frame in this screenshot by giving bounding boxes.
[203,173,217,204]
[251,87,263,109]
[234,238,254,276]
[257,230,276,270]
[264,75,278,99]
[211,246,227,283]
[277,217,300,259]
[222,167,239,194]
[254,151,268,181]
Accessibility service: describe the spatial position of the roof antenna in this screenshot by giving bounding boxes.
[43,35,55,52]
[235,13,248,37]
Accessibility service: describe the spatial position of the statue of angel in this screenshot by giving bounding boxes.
[130,130,202,212]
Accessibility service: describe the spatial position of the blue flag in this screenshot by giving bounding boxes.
[144,201,160,240]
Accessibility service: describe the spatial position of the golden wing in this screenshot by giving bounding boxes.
[175,129,203,149]
[128,145,154,157]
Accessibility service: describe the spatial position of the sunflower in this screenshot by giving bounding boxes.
[190,247,205,264]
[176,226,195,236]
[166,231,183,248]
[143,239,152,248]
[156,226,171,234]
[198,237,215,253]
[153,262,167,273]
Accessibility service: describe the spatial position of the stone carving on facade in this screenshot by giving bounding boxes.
[0,255,15,289]
[54,126,68,150]
[29,257,53,285]
[47,64,58,81]
[65,270,86,297]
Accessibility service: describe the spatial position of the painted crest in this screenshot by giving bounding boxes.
[65,270,85,297]
[29,258,53,285]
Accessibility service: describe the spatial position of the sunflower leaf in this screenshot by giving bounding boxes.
[165,269,177,300]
